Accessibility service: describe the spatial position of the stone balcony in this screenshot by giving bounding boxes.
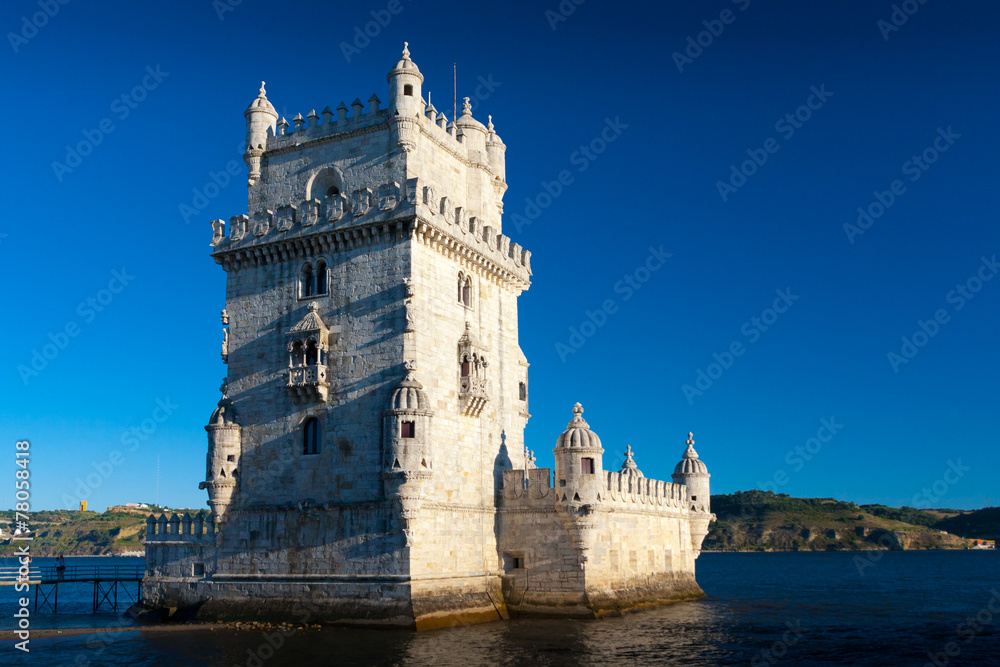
[288,364,330,402]
[460,376,489,417]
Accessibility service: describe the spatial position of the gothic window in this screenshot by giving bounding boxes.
[303,417,320,455]
[581,458,595,474]
[401,421,415,438]
[315,260,328,296]
[460,355,470,377]
[291,341,303,366]
[403,84,413,96]
[457,272,464,304]
[305,340,318,366]
[462,277,472,307]
[301,263,314,298]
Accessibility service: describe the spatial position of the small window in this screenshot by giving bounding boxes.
[559,479,566,487]
[581,458,594,474]
[518,382,527,401]
[404,84,413,96]
[193,563,205,577]
[401,421,415,438]
[461,359,470,377]
[462,278,472,307]
[303,417,320,455]
[315,260,328,296]
[226,455,235,462]
[503,552,524,572]
[301,263,314,298]
[691,495,698,501]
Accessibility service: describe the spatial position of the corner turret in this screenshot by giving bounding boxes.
[672,432,713,554]
[244,82,278,187]
[553,403,605,507]
[199,381,242,522]
[387,42,423,152]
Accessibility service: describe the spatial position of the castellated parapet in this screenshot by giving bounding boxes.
[139,44,713,629]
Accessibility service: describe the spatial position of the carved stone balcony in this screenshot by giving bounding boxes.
[288,364,330,402]
[460,376,489,417]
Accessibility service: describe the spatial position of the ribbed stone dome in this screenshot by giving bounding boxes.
[555,403,603,450]
[245,82,277,117]
[390,371,428,411]
[387,42,423,81]
[674,433,708,475]
[209,399,237,426]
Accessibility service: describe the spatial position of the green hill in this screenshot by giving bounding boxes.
[0,510,164,556]
[705,491,994,551]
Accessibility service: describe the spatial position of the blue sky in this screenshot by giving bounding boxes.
[2,0,997,512]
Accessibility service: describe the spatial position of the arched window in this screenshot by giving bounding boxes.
[305,340,318,366]
[291,341,303,366]
[462,277,471,307]
[315,260,328,296]
[303,417,320,455]
[457,272,465,304]
[460,355,470,378]
[301,263,314,298]
[326,185,339,197]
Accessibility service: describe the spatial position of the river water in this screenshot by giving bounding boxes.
[2,551,998,665]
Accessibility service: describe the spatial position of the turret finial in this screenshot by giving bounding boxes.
[687,432,694,446]
[572,402,583,416]
[402,42,410,59]
[462,97,472,116]
[487,115,494,132]
[259,81,266,96]
[308,301,319,312]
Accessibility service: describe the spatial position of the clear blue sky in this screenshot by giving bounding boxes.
[2,0,997,512]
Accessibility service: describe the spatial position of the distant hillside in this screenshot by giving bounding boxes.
[0,510,157,556]
[705,491,993,551]
[934,507,1000,540]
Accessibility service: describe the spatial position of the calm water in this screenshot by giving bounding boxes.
[2,551,998,665]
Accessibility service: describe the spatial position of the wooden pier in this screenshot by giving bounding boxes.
[0,564,144,613]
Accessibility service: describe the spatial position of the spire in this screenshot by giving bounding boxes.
[620,445,643,477]
[683,432,700,459]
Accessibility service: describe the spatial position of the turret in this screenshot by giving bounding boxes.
[486,115,507,182]
[199,384,242,522]
[672,432,713,555]
[387,42,423,152]
[671,432,710,513]
[243,82,278,186]
[456,97,488,156]
[382,365,434,547]
[553,403,604,507]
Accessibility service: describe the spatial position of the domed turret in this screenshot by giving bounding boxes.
[244,82,278,186]
[553,403,604,506]
[382,364,435,548]
[456,97,488,156]
[387,42,423,152]
[672,432,710,514]
[200,383,242,522]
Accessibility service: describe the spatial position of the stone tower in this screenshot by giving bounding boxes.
[142,45,713,628]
